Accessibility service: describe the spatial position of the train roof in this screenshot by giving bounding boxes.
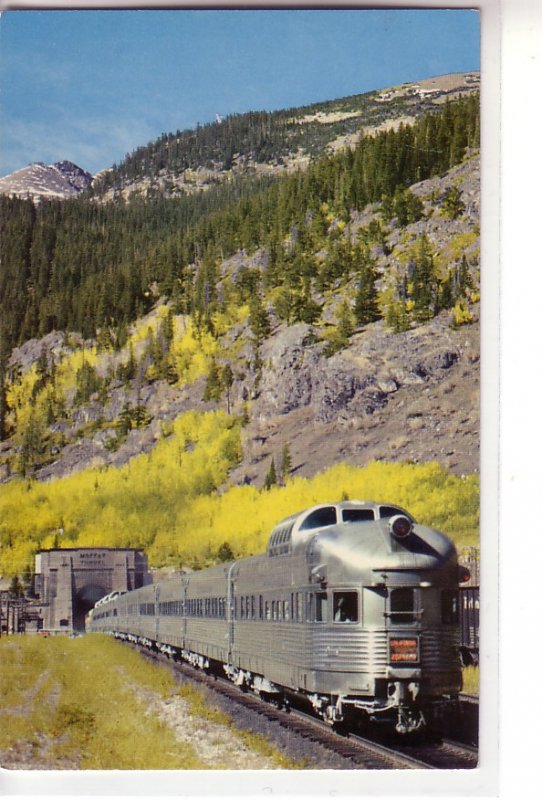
[267,501,414,557]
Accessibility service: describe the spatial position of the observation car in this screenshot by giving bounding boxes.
[88,500,470,733]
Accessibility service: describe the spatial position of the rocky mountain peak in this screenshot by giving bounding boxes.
[0,160,93,202]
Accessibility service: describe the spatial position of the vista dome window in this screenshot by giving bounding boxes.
[342,508,375,523]
[379,505,413,521]
[299,506,337,530]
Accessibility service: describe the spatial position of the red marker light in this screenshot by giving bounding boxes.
[458,565,471,583]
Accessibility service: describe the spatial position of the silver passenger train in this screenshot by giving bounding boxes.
[88,501,469,733]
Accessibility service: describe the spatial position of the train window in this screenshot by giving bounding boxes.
[389,588,415,624]
[315,592,328,622]
[297,593,303,622]
[300,506,337,531]
[379,506,412,521]
[442,590,459,624]
[265,601,271,621]
[306,593,314,622]
[284,599,290,621]
[259,595,263,620]
[342,509,375,522]
[240,597,245,619]
[333,592,358,623]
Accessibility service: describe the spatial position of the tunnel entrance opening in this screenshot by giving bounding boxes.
[73,584,108,631]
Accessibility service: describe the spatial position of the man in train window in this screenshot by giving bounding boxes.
[333,592,358,622]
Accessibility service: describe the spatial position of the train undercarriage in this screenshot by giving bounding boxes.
[111,630,454,735]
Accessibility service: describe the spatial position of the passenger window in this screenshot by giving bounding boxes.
[389,588,415,624]
[315,592,328,622]
[342,509,375,522]
[442,590,459,624]
[300,506,337,530]
[306,593,313,622]
[333,592,358,623]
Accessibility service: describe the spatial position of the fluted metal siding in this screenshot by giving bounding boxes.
[420,628,460,670]
[310,628,389,673]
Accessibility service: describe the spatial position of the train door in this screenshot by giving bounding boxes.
[385,587,421,665]
[182,580,188,645]
[227,563,237,663]
[155,584,161,643]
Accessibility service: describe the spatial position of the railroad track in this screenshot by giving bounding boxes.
[136,644,478,770]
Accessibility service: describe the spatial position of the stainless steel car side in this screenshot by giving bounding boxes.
[88,500,466,733]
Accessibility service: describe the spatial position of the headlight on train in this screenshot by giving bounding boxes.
[389,637,419,663]
[389,514,413,539]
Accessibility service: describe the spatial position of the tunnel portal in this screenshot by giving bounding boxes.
[34,548,151,634]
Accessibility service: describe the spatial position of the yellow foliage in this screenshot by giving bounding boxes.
[0,410,243,575]
[129,305,169,346]
[0,374,479,577]
[170,319,219,386]
[452,300,474,327]
[0,441,479,576]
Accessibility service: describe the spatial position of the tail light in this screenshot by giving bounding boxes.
[389,637,419,663]
[458,565,471,583]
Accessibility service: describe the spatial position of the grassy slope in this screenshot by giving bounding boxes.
[0,634,295,770]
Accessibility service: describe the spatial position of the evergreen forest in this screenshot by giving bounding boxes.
[0,95,479,353]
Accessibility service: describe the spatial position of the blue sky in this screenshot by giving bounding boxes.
[0,8,480,177]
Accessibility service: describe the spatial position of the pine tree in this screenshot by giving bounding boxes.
[203,358,223,402]
[248,293,271,341]
[0,333,9,441]
[0,369,8,441]
[385,298,410,333]
[336,300,355,343]
[19,411,47,476]
[74,361,101,405]
[280,443,292,484]
[221,363,234,414]
[263,457,278,490]
[441,186,465,219]
[410,233,438,321]
[117,402,135,437]
[217,541,234,562]
[354,263,380,326]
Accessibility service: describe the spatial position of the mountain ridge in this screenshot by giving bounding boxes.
[0,71,479,204]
